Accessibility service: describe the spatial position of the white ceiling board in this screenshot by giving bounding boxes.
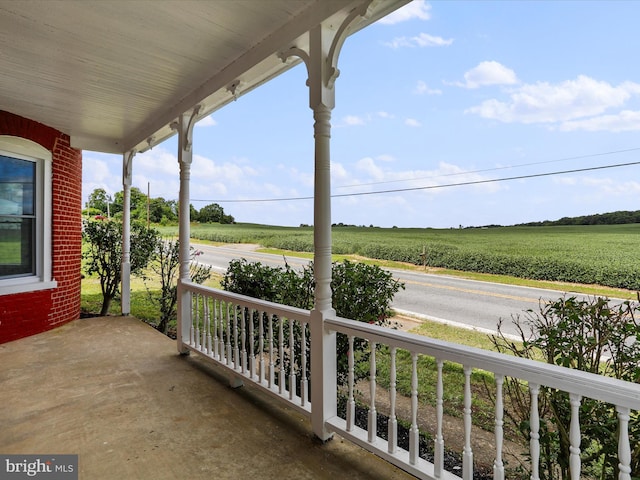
[0,0,409,154]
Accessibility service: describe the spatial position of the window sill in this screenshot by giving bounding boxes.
[0,279,58,296]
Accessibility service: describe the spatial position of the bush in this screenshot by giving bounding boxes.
[491,296,640,479]
[221,258,404,386]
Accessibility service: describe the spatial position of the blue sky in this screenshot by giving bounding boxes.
[83,0,640,229]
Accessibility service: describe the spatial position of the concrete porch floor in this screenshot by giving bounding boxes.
[0,316,414,480]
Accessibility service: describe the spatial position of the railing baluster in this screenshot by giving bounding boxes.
[212,299,219,358]
[409,352,419,465]
[301,321,308,407]
[268,313,274,388]
[232,305,239,369]
[200,295,207,351]
[569,394,581,479]
[617,406,632,480]
[226,303,232,366]
[259,311,265,383]
[189,293,195,346]
[240,307,247,374]
[463,365,473,480]
[218,300,225,363]
[346,335,355,432]
[435,358,444,478]
[278,316,284,394]
[388,346,397,454]
[288,318,296,400]
[205,296,212,355]
[249,309,256,379]
[194,294,201,350]
[529,383,540,480]
[368,341,377,444]
[493,374,504,480]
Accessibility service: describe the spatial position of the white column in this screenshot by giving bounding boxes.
[279,5,370,442]
[175,106,200,354]
[308,23,338,442]
[121,150,135,316]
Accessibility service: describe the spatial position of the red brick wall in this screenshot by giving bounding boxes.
[0,111,83,343]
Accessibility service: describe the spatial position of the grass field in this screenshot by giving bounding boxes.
[157,222,640,293]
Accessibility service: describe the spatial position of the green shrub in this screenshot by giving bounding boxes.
[221,259,404,386]
[492,296,640,479]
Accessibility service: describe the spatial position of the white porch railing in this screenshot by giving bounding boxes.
[179,281,312,417]
[179,280,640,480]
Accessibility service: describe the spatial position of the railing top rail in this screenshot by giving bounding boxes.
[179,280,311,321]
[325,315,640,410]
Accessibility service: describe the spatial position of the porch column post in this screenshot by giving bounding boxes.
[308,23,338,442]
[175,105,201,354]
[121,150,135,316]
[280,4,371,441]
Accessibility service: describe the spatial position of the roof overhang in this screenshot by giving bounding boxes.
[0,0,409,154]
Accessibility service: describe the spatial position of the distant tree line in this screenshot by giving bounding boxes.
[518,210,640,226]
[84,187,234,225]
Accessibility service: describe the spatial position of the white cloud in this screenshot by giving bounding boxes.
[405,118,422,127]
[343,115,366,126]
[553,176,640,196]
[331,162,349,182]
[455,61,518,89]
[356,157,385,180]
[467,75,640,126]
[378,0,431,25]
[413,33,454,47]
[340,159,502,195]
[560,110,640,132]
[384,32,453,49]
[414,80,442,95]
[196,115,217,127]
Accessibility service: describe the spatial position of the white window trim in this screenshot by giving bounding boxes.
[0,136,57,295]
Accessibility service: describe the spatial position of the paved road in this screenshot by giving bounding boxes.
[193,243,604,338]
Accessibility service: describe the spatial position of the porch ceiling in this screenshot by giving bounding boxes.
[0,0,407,154]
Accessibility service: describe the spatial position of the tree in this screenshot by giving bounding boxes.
[197,202,234,224]
[144,238,211,335]
[111,187,147,218]
[197,203,225,223]
[82,218,159,315]
[86,187,110,215]
[148,197,178,224]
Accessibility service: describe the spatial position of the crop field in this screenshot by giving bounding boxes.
[158,222,640,291]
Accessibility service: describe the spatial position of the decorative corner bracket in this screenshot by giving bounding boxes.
[123,149,136,185]
[326,1,372,89]
[227,80,242,100]
[278,46,311,70]
[171,105,202,153]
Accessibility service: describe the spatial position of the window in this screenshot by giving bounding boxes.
[0,136,55,295]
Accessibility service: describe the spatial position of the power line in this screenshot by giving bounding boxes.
[334,146,640,190]
[190,159,640,204]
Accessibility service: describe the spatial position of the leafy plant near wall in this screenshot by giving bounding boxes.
[221,258,404,386]
[82,219,159,315]
[491,296,640,479]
